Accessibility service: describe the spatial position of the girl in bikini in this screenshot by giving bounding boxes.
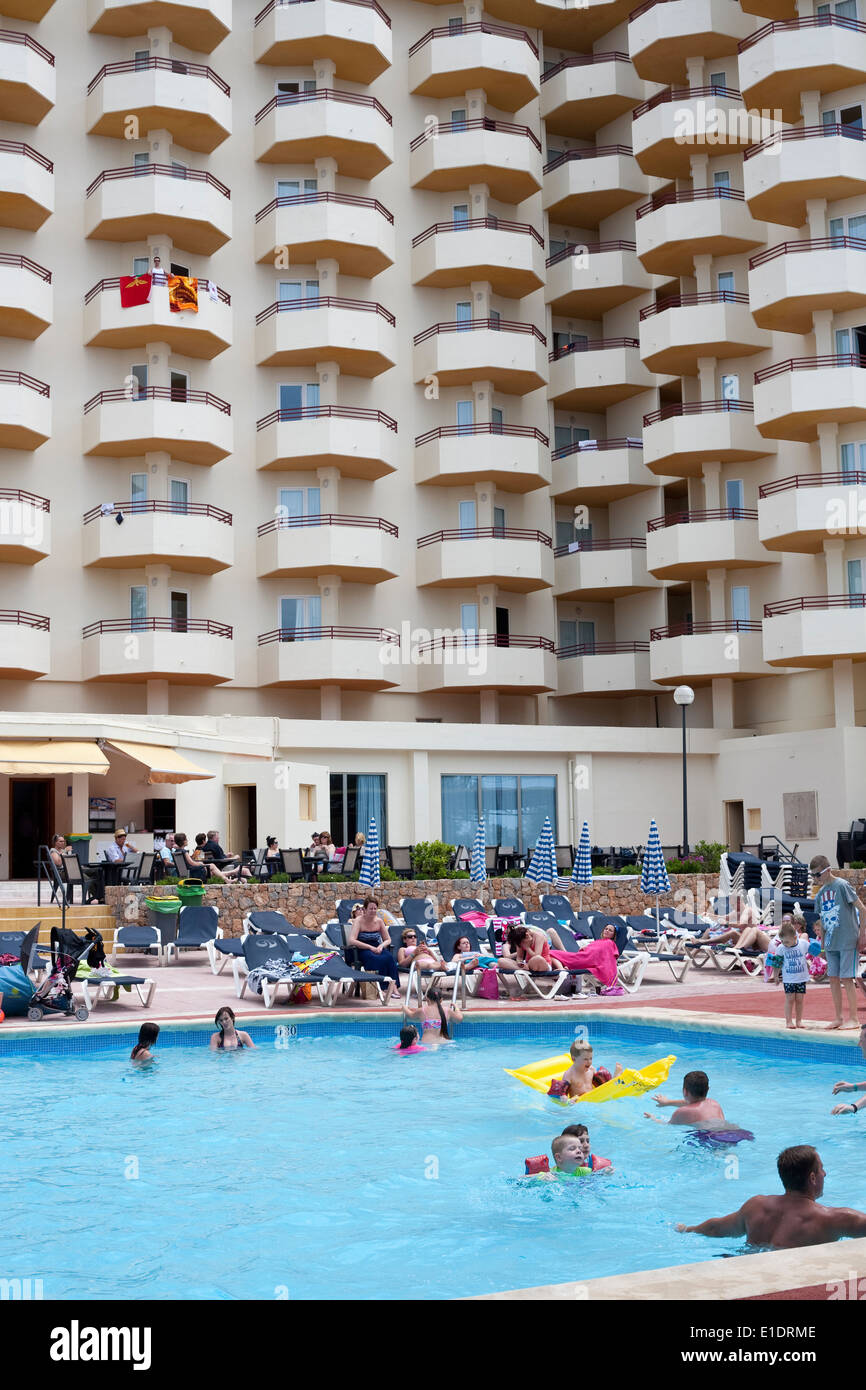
[210,1006,256,1051]
[401,985,463,1045]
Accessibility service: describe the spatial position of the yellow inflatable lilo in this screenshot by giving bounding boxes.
[505,1053,676,1103]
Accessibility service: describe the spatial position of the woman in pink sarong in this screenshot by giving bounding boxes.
[550,923,619,988]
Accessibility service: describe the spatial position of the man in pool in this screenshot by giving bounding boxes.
[644,1069,755,1142]
[676,1145,866,1249]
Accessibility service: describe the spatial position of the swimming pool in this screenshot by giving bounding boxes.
[2,1018,864,1300]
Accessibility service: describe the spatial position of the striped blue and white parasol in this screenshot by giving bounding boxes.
[358,816,381,889]
[469,817,487,884]
[572,820,592,911]
[640,817,671,927]
[525,816,557,885]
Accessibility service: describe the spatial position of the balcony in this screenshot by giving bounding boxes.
[632,86,757,179]
[84,274,231,359]
[541,52,643,140]
[255,297,396,376]
[639,293,768,376]
[0,140,52,230]
[255,192,394,278]
[0,253,51,339]
[83,387,232,466]
[646,508,770,579]
[82,617,234,684]
[411,218,544,299]
[476,0,633,48]
[758,472,866,553]
[629,0,753,84]
[0,30,54,125]
[548,338,655,411]
[744,125,866,229]
[254,0,392,83]
[82,500,233,574]
[555,641,655,697]
[257,625,401,690]
[551,438,655,504]
[413,319,546,394]
[255,90,393,177]
[763,593,866,667]
[0,489,49,562]
[738,15,866,125]
[408,22,539,112]
[553,537,654,601]
[416,526,553,592]
[87,0,231,54]
[4,0,56,17]
[256,514,398,582]
[753,356,866,443]
[256,405,397,479]
[410,118,542,204]
[642,400,772,477]
[542,145,648,226]
[414,632,555,694]
[85,165,230,256]
[545,240,650,317]
[86,58,230,154]
[748,237,866,335]
[414,423,550,493]
[740,0,795,15]
[0,609,49,677]
[650,619,771,683]
[635,188,766,277]
[0,371,50,450]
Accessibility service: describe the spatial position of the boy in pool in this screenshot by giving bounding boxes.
[556,1040,623,1099]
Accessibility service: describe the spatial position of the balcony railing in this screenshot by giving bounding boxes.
[542,51,630,81]
[414,318,545,346]
[549,337,637,362]
[546,239,635,267]
[258,624,399,645]
[0,370,49,395]
[0,609,48,629]
[0,29,53,62]
[551,435,642,460]
[409,21,538,57]
[764,593,866,617]
[85,165,229,198]
[745,123,866,159]
[754,355,866,384]
[759,471,866,498]
[647,507,758,531]
[415,422,548,446]
[557,639,649,657]
[415,632,553,654]
[254,0,392,27]
[739,13,866,54]
[256,295,395,326]
[632,84,742,120]
[554,536,646,556]
[84,273,230,305]
[255,88,392,125]
[258,513,398,537]
[417,526,552,547]
[255,190,394,224]
[643,399,754,427]
[83,387,230,413]
[87,58,229,95]
[639,290,749,320]
[83,500,232,524]
[651,619,762,639]
[0,140,52,172]
[749,235,866,269]
[256,404,397,432]
[410,117,541,152]
[636,186,745,219]
[0,488,49,511]
[412,216,543,247]
[544,144,632,174]
[83,617,232,637]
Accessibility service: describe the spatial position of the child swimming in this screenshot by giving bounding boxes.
[553,1040,622,1099]
[529,1125,613,1179]
[131,1021,159,1064]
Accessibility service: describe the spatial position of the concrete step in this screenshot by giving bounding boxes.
[0,904,112,919]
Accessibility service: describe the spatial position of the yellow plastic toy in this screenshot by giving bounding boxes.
[505,1054,676,1103]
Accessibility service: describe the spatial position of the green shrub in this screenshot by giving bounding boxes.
[849,861,866,870]
[267,873,290,883]
[618,866,639,875]
[318,872,349,882]
[442,869,470,879]
[667,859,703,874]
[503,867,523,878]
[154,876,179,886]
[411,840,456,878]
[692,840,726,873]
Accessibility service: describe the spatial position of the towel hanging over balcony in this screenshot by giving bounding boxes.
[167,276,198,313]
[119,273,152,307]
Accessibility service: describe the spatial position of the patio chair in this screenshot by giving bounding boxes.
[114,921,166,967]
[0,928,49,975]
[483,844,499,875]
[246,847,267,879]
[245,908,292,934]
[127,851,156,886]
[340,846,360,875]
[540,892,583,933]
[78,972,156,1011]
[450,896,486,922]
[279,848,304,881]
[492,896,526,919]
[335,897,365,925]
[399,896,439,940]
[554,844,575,873]
[164,904,219,964]
[387,845,414,879]
[450,844,470,872]
[60,851,103,905]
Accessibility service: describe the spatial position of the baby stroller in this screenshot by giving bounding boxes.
[25,924,104,1022]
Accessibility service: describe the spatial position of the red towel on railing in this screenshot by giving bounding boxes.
[119,273,152,307]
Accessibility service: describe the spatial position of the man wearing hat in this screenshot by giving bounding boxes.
[105,828,139,863]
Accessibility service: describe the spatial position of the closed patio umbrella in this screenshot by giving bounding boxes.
[358,817,381,889]
[469,817,487,884]
[525,816,557,885]
[640,818,671,928]
[572,820,592,912]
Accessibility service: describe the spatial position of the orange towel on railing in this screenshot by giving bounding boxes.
[167,275,198,313]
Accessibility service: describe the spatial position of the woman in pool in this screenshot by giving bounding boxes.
[346,898,401,1003]
[402,984,462,1044]
[210,1006,256,1051]
[131,1021,159,1064]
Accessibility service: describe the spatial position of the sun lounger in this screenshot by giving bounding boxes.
[78,974,156,1010]
[164,904,218,964]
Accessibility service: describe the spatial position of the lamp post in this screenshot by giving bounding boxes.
[673,685,695,858]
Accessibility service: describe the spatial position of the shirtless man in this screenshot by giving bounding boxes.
[644,1070,725,1126]
[676,1145,866,1249]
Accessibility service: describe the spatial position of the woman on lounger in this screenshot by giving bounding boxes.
[499,923,565,974]
[396,927,440,973]
[346,898,401,1003]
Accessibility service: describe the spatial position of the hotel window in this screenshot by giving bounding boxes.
[299,784,317,822]
[277,486,321,521]
[441,774,557,853]
[279,382,319,414]
[130,472,147,504]
[726,478,744,512]
[840,442,866,474]
[713,170,731,190]
[731,586,751,623]
[717,270,735,296]
[279,594,321,640]
[554,424,590,452]
[330,773,387,846]
[848,559,864,595]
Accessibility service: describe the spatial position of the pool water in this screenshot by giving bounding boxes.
[3,1024,864,1300]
